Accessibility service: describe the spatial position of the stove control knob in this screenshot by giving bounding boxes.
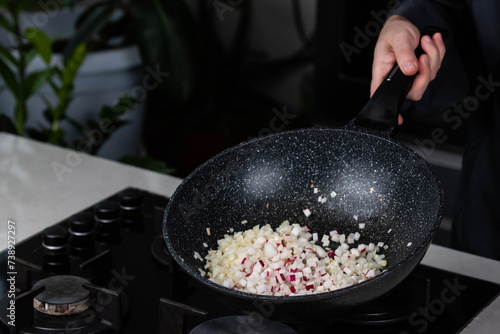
[94,200,121,223]
[118,188,144,210]
[69,212,95,235]
[42,225,69,250]
[68,212,95,250]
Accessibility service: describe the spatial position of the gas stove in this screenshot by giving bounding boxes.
[1,187,499,333]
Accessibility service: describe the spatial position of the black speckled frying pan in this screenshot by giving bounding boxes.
[163,35,444,316]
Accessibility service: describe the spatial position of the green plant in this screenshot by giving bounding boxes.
[63,0,198,106]
[0,0,140,152]
[0,0,55,135]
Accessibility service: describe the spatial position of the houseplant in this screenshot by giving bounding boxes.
[0,0,150,159]
[1,0,314,176]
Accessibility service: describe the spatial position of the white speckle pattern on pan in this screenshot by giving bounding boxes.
[163,127,443,314]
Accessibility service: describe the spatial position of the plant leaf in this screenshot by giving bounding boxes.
[47,43,86,121]
[0,44,17,66]
[62,43,86,86]
[63,4,114,62]
[99,94,139,120]
[39,95,54,117]
[24,46,38,65]
[24,68,53,98]
[75,0,108,29]
[23,27,52,64]
[0,58,18,95]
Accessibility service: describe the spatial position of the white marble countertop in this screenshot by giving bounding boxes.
[1,132,499,333]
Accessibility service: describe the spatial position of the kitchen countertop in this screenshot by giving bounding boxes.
[1,132,499,333]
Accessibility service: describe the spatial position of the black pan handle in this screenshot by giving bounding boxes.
[352,26,448,134]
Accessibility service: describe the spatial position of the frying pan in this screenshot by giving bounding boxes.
[163,33,444,317]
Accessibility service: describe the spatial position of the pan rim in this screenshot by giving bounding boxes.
[163,127,444,303]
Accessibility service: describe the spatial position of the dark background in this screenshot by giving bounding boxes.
[141,0,469,179]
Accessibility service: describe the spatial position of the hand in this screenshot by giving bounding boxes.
[370,15,446,124]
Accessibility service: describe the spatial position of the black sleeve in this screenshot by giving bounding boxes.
[391,0,474,113]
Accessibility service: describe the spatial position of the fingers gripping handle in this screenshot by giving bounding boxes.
[353,27,447,132]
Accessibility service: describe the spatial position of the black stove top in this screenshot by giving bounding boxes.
[1,188,499,333]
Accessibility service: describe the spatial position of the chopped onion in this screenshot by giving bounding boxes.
[204,222,387,296]
[321,234,330,247]
[193,251,203,261]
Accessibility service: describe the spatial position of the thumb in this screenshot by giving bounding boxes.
[392,32,420,76]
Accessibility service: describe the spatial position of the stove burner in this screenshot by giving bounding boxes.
[190,316,298,334]
[32,276,91,316]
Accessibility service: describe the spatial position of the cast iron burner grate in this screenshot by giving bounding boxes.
[32,276,91,316]
[0,274,124,333]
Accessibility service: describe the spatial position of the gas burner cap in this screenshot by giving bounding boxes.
[32,276,91,316]
[190,316,298,334]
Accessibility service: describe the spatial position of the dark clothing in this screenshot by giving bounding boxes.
[393,0,500,260]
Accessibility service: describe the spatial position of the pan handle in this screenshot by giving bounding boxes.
[352,27,448,135]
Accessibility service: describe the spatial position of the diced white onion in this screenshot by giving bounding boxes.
[204,222,387,296]
[303,208,312,217]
